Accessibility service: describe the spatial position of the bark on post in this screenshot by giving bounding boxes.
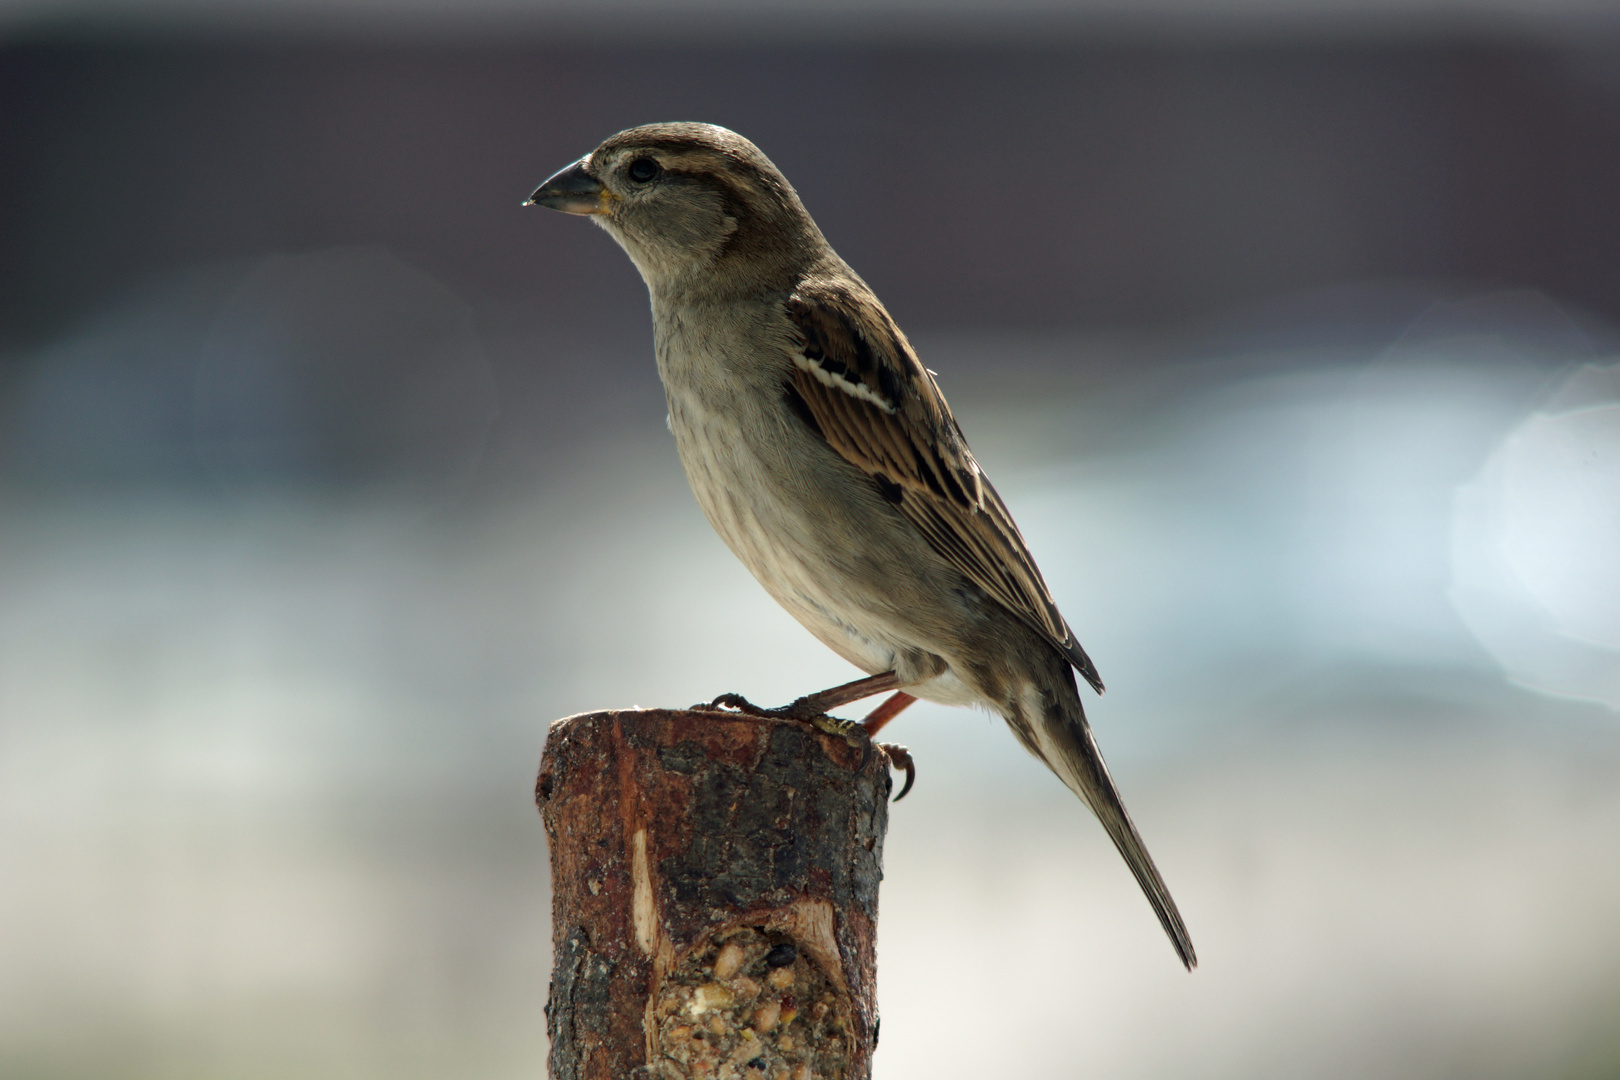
[537,708,891,1080]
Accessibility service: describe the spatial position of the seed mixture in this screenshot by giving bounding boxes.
[650,926,853,1080]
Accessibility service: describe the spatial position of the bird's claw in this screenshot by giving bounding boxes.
[808,713,862,739]
[697,693,915,793]
[697,692,773,716]
[779,693,836,722]
[877,743,916,801]
[700,692,838,723]
[806,713,873,768]
[699,694,877,768]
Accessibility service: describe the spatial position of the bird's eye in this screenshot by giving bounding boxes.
[626,157,660,183]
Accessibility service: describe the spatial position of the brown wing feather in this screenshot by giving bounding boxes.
[784,282,1105,693]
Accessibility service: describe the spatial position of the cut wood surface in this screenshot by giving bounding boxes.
[537,708,893,1080]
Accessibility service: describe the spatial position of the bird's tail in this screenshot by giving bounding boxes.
[1012,677,1198,970]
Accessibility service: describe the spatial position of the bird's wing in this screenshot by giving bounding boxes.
[783,279,1104,694]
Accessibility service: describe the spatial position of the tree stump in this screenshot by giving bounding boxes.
[536,708,892,1080]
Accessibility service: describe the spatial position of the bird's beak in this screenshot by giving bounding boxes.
[524,158,610,215]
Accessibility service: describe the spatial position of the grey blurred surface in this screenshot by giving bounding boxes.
[8,36,1620,347]
[3,15,1620,1080]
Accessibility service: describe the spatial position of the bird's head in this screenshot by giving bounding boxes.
[526,123,827,295]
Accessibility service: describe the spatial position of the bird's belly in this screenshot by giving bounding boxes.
[668,394,905,677]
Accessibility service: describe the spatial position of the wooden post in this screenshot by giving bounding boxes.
[536,708,892,1080]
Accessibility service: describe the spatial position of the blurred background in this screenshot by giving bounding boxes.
[4,2,1620,1077]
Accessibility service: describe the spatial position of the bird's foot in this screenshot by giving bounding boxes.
[697,692,775,717]
[807,711,864,739]
[701,673,903,722]
[698,694,876,769]
[805,712,875,770]
[696,693,842,725]
[876,743,916,801]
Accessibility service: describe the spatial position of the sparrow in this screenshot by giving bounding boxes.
[527,123,1196,970]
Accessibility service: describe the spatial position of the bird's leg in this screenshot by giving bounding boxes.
[701,673,918,789]
[700,671,902,721]
[861,691,917,736]
[792,675,900,770]
[797,681,919,801]
[788,673,902,773]
[699,672,901,765]
[858,692,919,801]
[788,671,902,718]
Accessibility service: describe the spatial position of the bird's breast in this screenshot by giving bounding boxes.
[663,382,806,581]
[657,343,901,674]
